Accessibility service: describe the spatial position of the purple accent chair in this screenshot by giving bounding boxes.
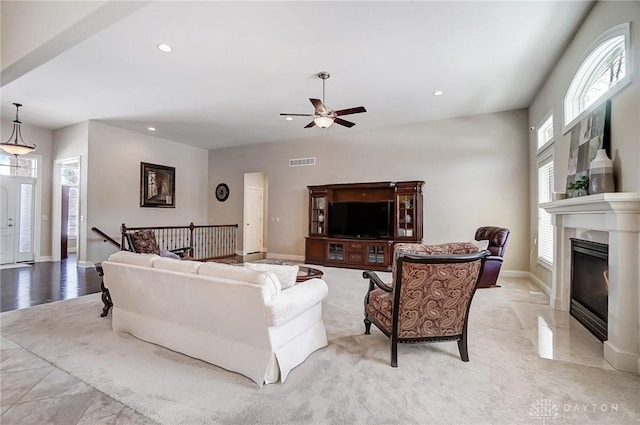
[474,226,510,288]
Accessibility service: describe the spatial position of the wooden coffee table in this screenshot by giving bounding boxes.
[296,265,324,282]
[249,259,323,282]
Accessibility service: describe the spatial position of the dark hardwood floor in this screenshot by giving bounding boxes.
[0,255,102,313]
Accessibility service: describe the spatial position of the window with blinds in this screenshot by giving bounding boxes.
[538,160,554,264]
[537,115,553,150]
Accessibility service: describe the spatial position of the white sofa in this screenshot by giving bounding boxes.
[102,251,328,386]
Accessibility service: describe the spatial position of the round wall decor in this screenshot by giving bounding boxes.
[215,183,229,202]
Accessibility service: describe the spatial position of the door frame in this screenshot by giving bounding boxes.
[53,157,81,262]
[0,177,17,264]
[0,153,42,264]
[243,185,264,255]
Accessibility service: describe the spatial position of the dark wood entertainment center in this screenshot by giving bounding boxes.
[305,181,424,271]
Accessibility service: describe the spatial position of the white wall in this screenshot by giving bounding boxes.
[86,121,209,263]
[528,1,640,284]
[209,109,529,272]
[0,1,106,70]
[0,119,54,260]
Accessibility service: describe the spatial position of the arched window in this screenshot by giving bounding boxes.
[564,23,631,131]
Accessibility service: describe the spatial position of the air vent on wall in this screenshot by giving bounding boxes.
[289,157,316,167]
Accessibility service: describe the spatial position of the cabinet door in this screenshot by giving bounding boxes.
[365,243,388,266]
[396,193,416,240]
[326,242,345,263]
[309,194,327,236]
[305,238,325,264]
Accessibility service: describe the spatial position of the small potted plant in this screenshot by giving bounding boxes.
[568,175,589,197]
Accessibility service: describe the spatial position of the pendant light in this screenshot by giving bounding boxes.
[1,103,36,156]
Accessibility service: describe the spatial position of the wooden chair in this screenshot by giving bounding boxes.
[363,242,487,367]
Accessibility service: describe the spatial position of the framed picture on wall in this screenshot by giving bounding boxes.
[140,162,175,208]
[565,99,611,195]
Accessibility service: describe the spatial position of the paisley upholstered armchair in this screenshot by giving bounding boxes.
[363,242,487,367]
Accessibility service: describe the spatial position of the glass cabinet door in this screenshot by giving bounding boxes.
[396,194,415,239]
[327,242,345,262]
[366,244,386,265]
[310,195,326,235]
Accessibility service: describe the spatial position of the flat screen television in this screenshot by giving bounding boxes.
[328,201,392,239]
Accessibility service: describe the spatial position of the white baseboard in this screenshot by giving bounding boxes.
[266,252,305,262]
[527,272,551,295]
[501,270,529,279]
[500,269,551,296]
[604,341,640,374]
[77,261,94,268]
[36,256,52,262]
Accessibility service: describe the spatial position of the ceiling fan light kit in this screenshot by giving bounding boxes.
[313,116,334,128]
[280,72,367,129]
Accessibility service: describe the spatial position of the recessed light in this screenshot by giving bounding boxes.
[157,43,172,53]
[148,127,156,131]
[433,90,444,96]
[285,116,293,121]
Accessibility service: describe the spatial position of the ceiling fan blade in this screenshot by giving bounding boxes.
[335,106,367,116]
[334,117,355,128]
[304,121,316,128]
[309,98,326,113]
[280,113,313,116]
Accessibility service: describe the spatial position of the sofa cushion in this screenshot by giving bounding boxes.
[159,249,181,259]
[128,229,160,254]
[198,262,281,296]
[244,263,299,290]
[153,257,201,274]
[107,251,159,267]
[470,239,489,251]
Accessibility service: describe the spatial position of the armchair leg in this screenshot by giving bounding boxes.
[391,336,398,367]
[364,317,371,335]
[458,333,469,362]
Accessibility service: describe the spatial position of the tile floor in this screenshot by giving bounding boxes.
[1,336,157,425]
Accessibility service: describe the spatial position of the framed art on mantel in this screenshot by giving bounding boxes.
[140,162,175,208]
[565,100,611,196]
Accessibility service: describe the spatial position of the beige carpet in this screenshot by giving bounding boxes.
[1,267,639,425]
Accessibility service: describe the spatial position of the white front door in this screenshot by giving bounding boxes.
[245,187,263,254]
[0,177,35,264]
[0,179,16,264]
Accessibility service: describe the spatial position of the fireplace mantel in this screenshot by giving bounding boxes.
[541,192,640,374]
[541,192,640,215]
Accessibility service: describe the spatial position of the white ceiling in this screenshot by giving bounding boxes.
[1,1,593,150]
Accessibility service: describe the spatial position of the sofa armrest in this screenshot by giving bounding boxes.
[486,255,504,263]
[265,278,328,326]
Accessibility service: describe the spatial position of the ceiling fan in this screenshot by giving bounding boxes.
[280,72,367,128]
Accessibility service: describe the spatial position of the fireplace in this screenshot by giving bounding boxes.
[542,193,640,374]
[570,238,608,341]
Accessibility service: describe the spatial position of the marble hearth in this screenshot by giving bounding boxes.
[542,193,640,374]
